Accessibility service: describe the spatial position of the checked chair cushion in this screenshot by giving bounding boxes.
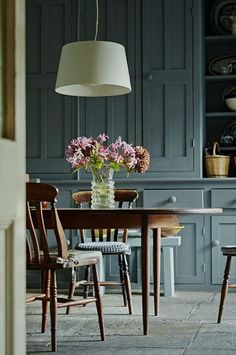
[221,246,236,256]
[75,241,131,255]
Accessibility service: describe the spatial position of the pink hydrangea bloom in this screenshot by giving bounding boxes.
[65,134,150,177]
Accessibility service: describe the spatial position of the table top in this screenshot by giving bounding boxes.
[41,207,223,230]
[28,207,223,230]
[56,207,223,215]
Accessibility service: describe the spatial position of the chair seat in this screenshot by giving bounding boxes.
[75,241,131,255]
[221,246,236,256]
[28,250,102,269]
[56,250,102,268]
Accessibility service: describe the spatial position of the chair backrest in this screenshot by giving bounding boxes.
[72,189,139,243]
[26,182,69,266]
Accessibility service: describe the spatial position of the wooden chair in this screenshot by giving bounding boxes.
[26,182,105,352]
[67,189,139,315]
[217,245,236,323]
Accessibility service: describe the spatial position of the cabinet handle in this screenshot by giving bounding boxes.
[168,196,177,203]
[212,240,220,247]
[146,73,153,81]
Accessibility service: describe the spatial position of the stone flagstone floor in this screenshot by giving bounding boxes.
[26,291,236,354]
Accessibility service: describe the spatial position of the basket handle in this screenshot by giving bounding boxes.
[212,142,220,156]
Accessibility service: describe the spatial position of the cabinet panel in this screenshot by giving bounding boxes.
[143,189,204,208]
[79,0,136,179]
[143,190,205,284]
[212,216,236,284]
[26,0,77,178]
[142,0,195,175]
[175,215,205,284]
[211,189,236,208]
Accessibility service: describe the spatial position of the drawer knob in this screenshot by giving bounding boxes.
[168,196,177,203]
[146,73,153,81]
[212,240,220,247]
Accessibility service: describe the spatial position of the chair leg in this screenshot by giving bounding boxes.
[92,263,106,341]
[118,254,127,307]
[66,270,77,315]
[42,270,50,333]
[50,270,57,352]
[83,265,91,300]
[217,255,232,323]
[153,228,161,316]
[122,255,133,315]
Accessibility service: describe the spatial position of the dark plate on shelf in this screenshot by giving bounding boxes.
[222,86,236,100]
[210,0,236,35]
[223,120,236,138]
[208,55,236,74]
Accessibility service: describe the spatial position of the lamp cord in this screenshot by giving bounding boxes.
[94,0,99,40]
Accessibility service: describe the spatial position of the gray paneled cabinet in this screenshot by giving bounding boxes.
[78,0,136,180]
[26,0,203,180]
[211,216,236,285]
[26,0,78,180]
[211,189,236,285]
[78,0,203,180]
[142,0,202,178]
[143,189,205,284]
[105,188,206,288]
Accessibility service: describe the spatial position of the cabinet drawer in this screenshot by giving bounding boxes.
[211,189,236,208]
[143,189,204,208]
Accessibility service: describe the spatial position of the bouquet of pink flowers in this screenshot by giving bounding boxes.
[66,134,150,179]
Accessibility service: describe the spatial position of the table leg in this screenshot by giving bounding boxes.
[141,215,150,335]
[153,228,161,315]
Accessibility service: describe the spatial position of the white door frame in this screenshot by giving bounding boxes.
[0,1,26,354]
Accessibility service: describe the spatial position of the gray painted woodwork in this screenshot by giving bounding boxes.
[78,0,136,180]
[175,215,205,284]
[212,216,236,285]
[211,189,236,284]
[143,189,204,209]
[26,0,203,181]
[77,0,203,179]
[26,0,78,180]
[143,189,205,284]
[211,189,236,209]
[141,0,202,178]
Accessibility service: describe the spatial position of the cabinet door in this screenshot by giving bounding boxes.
[142,0,198,177]
[176,215,205,284]
[79,0,136,181]
[212,216,236,284]
[105,216,205,286]
[143,189,205,284]
[26,0,78,180]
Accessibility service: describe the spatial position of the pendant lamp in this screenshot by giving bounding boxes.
[55,0,132,97]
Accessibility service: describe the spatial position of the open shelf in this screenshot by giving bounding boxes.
[206,112,236,118]
[220,147,236,151]
[205,35,236,42]
[205,75,236,82]
[204,1,236,178]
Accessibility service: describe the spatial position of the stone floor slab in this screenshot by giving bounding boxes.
[26,291,236,354]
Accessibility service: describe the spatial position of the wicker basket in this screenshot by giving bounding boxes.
[205,142,230,178]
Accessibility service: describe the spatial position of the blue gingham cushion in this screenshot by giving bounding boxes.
[75,241,131,255]
[221,246,236,256]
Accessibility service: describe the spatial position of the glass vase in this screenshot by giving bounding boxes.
[91,168,115,209]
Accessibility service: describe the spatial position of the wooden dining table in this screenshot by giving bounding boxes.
[39,207,222,336]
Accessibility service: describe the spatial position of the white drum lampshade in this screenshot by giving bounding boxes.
[55,40,132,97]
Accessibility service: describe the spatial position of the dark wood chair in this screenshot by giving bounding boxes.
[67,189,139,315]
[217,245,236,323]
[26,182,105,352]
